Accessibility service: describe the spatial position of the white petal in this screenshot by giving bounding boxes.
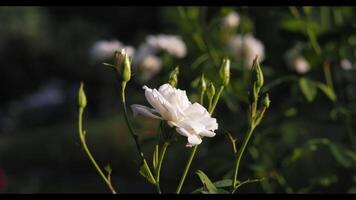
[176,127,192,137]
[158,84,191,111]
[186,134,202,147]
[130,104,162,119]
[143,85,178,121]
[199,130,216,137]
[176,120,205,135]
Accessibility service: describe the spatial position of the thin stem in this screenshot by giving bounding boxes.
[261,76,298,93]
[78,108,117,194]
[209,86,225,114]
[120,81,155,185]
[176,86,225,194]
[176,145,198,194]
[232,178,264,193]
[323,61,335,92]
[231,124,255,193]
[154,142,169,194]
[200,91,205,106]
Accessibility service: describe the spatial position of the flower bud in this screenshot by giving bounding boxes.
[207,82,216,99]
[219,57,230,86]
[168,66,179,87]
[262,93,271,108]
[78,82,87,108]
[253,55,264,88]
[199,73,207,93]
[120,49,131,83]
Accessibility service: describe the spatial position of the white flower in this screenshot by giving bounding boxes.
[285,48,310,74]
[131,84,218,147]
[223,11,240,28]
[341,59,353,71]
[146,34,187,58]
[90,39,135,62]
[229,34,265,68]
[139,55,162,81]
[294,57,310,74]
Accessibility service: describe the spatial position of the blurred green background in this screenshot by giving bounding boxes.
[0,6,355,193]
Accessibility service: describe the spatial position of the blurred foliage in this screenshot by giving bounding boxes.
[0,6,356,193]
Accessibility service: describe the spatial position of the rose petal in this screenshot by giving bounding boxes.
[130,104,162,119]
[199,130,216,137]
[186,134,202,147]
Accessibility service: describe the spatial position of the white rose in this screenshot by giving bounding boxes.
[131,84,218,147]
[294,56,310,74]
[341,59,353,71]
[229,34,265,68]
[139,55,162,81]
[90,39,135,62]
[223,11,240,28]
[147,34,187,58]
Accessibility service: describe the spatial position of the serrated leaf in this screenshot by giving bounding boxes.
[316,82,337,102]
[139,163,156,185]
[196,170,218,194]
[299,78,317,102]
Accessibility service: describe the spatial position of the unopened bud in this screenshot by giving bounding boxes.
[78,82,87,108]
[262,93,271,108]
[219,57,231,86]
[120,49,131,83]
[207,82,216,99]
[168,66,179,87]
[199,73,207,93]
[253,55,264,88]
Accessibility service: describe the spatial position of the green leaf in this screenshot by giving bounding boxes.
[299,78,317,102]
[217,188,230,194]
[328,143,351,168]
[139,163,156,185]
[196,170,218,194]
[213,179,233,188]
[316,82,337,102]
[104,164,112,174]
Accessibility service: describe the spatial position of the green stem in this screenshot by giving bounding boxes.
[120,81,155,185]
[323,61,335,92]
[176,145,198,194]
[154,142,169,194]
[231,123,255,193]
[78,108,117,194]
[176,86,225,194]
[200,91,205,106]
[209,86,225,114]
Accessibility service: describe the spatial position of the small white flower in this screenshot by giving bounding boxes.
[90,39,135,62]
[146,34,187,58]
[131,84,218,147]
[294,57,310,74]
[139,55,162,81]
[229,34,265,68]
[223,11,240,28]
[285,48,310,74]
[341,59,353,71]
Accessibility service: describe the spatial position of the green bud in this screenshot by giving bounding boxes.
[253,55,264,88]
[168,66,180,87]
[219,57,231,86]
[262,93,271,108]
[78,82,87,108]
[199,73,207,92]
[120,50,131,83]
[207,82,216,99]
